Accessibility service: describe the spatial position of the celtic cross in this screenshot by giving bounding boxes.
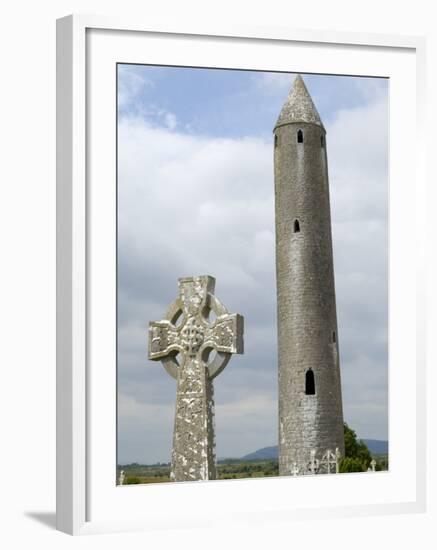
[148,276,244,482]
[308,449,319,475]
[320,448,341,474]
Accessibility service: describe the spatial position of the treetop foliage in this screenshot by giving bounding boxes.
[341,423,373,472]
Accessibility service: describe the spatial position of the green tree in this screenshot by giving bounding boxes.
[339,457,364,473]
[356,440,372,469]
[343,423,359,457]
[341,423,373,472]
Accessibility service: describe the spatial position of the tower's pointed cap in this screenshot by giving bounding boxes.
[274,74,324,130]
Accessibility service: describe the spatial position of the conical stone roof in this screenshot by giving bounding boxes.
[274,74,324,130]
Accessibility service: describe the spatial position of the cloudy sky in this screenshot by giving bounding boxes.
[117,65,388,465]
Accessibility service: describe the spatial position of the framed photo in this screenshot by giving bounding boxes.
[56,15,426,535]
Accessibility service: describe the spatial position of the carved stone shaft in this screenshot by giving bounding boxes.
[148,276,243,482]
[274,75,345,475]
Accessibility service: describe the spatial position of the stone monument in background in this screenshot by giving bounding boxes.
[148,276,244,482]
[273,75,345,475]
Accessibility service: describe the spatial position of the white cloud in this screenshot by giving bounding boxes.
[118,67,179,131]
[328,95,388,222]
[215,394,277,458]
[163,111,177,130]
[253,72,295,95]
[118,118,274,296]
[118,67,155,111]
[118,392,174,464]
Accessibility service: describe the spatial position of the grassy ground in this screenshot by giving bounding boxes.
[118,454,388,485]
[118,459,279,484]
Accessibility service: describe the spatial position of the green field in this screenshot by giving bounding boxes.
[118,459,279,484]
[118,454,387,485]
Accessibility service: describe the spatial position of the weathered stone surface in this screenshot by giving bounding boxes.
[148,276,244,482]
[273,75,345,476]
[275,74,324,130]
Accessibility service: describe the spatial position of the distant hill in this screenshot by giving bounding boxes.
[242,446,278,461]
[360,439,388,454]
[241,439,388,461]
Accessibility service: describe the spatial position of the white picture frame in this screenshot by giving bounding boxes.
[56,14,427,535]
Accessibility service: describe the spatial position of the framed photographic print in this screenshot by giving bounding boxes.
[56,15,426,535]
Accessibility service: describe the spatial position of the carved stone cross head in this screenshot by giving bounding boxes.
[320,448,340,474]
[148,275,244,380]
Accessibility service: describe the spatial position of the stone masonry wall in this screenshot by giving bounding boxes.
[274,121,345,475]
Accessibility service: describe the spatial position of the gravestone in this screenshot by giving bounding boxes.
[308,449,319,475]
[319,448,341,474]
[148,275,244,482]
[118,469,125,485]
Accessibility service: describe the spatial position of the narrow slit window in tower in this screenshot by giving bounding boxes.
[293,219,300,233]
[305,369,316,395]
[321,135,325,147]
[297,129,303,143]
[332,331,336,343]
[274,134,278,148]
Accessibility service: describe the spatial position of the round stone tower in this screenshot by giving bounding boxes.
[273,75,345,476]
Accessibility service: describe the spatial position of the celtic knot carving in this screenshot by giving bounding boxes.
[180,317,205,356]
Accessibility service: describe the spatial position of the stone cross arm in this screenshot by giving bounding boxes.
[149,313,243,358]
